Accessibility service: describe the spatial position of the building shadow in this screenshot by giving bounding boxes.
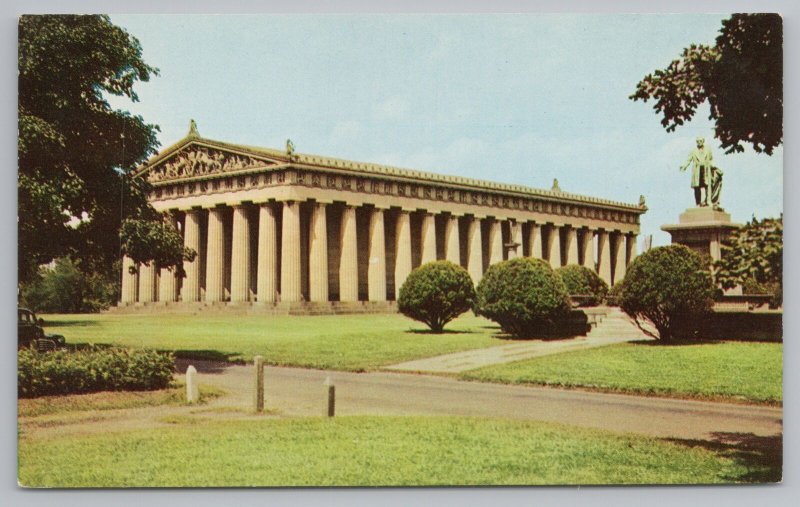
[666,431,783,483]
[42,319,99,328]
[173,353,242,374]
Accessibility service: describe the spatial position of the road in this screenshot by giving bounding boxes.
[182,360,783,441]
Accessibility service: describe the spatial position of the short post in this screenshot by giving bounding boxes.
[324,376,335,417]
[253,355,264,413]
[186,365,199,404]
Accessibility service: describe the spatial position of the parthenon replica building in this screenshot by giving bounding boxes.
[119,123,647,312]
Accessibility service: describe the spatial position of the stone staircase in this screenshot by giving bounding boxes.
[585,306,656,341]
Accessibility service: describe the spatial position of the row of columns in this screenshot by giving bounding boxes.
[121,201,637,305]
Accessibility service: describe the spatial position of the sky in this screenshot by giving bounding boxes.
[107,14,783,246]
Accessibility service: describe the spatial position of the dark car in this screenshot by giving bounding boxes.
[18,308,65,350]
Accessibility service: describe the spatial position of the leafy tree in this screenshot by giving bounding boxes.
[397,261,476,333]
[619,245,716,342]
[714,216,782,306]
[631,14,782,155]
[20,257,119,313]
[475,257,571,339]
[555,264,609,307]
[18,15,192,284]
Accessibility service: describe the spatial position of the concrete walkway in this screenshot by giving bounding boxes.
[385,308,654,373]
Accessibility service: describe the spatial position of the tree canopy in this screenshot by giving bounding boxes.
[630,13,782,155]
[18,15,192,284]
[714,216,782,304]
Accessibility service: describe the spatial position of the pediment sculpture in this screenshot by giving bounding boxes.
[146,146,267,183]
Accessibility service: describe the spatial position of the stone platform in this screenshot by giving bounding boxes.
[110,300,398,316]
[661,207,741,262]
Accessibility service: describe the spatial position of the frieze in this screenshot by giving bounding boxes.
[146,146,267,183]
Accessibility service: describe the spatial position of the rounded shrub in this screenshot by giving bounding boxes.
[555,264,609,306]
[397,260,476,333]
[619,245,715,342]
[475,257,571,338]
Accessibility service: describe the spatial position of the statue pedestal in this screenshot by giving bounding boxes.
[661,207,741,263]
[662,207,742,294]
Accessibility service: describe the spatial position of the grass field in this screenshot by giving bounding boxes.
[18,415,766,487]
[42,312,502,371]
[461,341,783,404]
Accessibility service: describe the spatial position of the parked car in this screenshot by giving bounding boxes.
[18,308,66,350]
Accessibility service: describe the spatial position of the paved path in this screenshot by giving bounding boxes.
[181,360,782,441]
[385,308,654,373]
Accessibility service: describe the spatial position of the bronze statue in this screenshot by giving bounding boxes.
[680,137,719,207]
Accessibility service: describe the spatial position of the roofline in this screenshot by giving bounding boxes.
[135,134,647,213]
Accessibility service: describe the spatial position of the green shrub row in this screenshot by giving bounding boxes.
[18,347,174,398]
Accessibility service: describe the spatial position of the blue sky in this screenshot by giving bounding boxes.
[108,14,783,246]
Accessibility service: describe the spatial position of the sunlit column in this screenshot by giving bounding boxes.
[626,233,638,267]
[256,203,277,303]
[508,220,522,259]
[205,207,226,302]
[565,226,579,266]
[367,207,387,302]
[394,210,412,298]
[120,256,137,304]
[420,211,436,265]
[339,205,359,302]
[309,202,329,302]
[597,230,612,285]
[280,200,301,303]
[444,214,460,264]
[138,262,157,303]
[466,216,483,284]
[548,225,562,269]
[180,209,201,302]
[528,222,543,259]
[580,228,595,270]
[488,218,503,266]
[613,232,627,285]
[230,205,251,303]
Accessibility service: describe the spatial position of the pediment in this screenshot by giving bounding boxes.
[142,142,285,184]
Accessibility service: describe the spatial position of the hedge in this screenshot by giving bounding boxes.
[18,346,174,398]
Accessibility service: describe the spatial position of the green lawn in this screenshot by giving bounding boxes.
[42,313,502,371]
[461,341,783,404]
[18,415,764,487]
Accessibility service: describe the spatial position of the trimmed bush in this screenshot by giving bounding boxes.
[555,264,609,306]
[475,257,571,338]
[18,346,174,398]
[619,245,715,342]
[607,281,625,307]
[398,261,476,333]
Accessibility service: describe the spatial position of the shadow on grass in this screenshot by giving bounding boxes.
[406,329,476,335]
[629,339,724,347]
[42,319,99,328]
[667,432,783,483]
[173,351,245,374]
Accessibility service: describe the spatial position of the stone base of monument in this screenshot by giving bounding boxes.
[661,206,743,295]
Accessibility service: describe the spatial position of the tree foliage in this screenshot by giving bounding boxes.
[475,257,571,339]
[631,14,782,155]
[555,264,609,307]
[397,261,476,333]
[619,245,716,342]
[19,257,119,313]
[18,15,191,284]
[714,216,782,306]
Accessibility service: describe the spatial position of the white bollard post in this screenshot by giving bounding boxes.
[186,365,199,404]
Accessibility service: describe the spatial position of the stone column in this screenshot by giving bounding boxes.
[280,200,302,303]
[444,214,460,264]
[339,205,359,302]
[488,218,503,266]
[205,207,226,302]
[120,256,137,304]
[565,226,579,266]
[230,204,251,303]
[394,210,412,298]
[597,230,612,285]
[367,207,387,302]
[138,262,157,303]
[580,228,595,270]
[420,212,436,265]
[528,222,543,259]
[256,203,277,303]
[548,225,562,269]
[466,216,483,283]
[508,221,523,259]
[626,233,638,266]
[181,209,201,302]
[613,232,627,285]
[309,202,329,302]
[157,214,179,303]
